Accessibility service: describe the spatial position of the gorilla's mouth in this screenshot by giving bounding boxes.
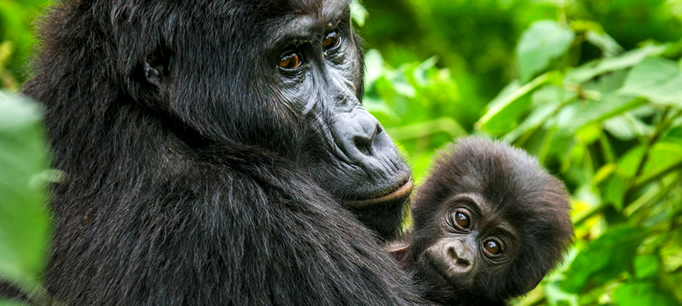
[343,178,413,208]
[421,252,457,288]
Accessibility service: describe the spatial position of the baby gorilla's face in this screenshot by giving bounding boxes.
[407,137,573,303]
[415,193,519,295]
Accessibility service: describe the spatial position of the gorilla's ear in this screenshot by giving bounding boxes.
[143,48,173,88]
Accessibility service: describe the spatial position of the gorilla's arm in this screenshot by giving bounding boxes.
[38,144,424,304]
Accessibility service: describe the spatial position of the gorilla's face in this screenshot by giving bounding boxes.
[263,0,412,208]
[140,0,411,210]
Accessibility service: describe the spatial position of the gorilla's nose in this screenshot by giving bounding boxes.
[445,240,474,273]
[334,107,383,158]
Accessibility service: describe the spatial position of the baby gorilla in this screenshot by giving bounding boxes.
[389,137,573,305]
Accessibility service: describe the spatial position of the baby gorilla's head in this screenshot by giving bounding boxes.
[410,137,573,304]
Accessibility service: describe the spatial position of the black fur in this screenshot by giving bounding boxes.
[392,137,573,305]
[0,0,425,304]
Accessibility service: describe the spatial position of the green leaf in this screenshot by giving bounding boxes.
[564,44,668,84]
[544,282,578,306]
[516,20,575,82]
[643,142,682,176]
[619,57,682,107]
[561,226,645,293]
[617,145,647,178]
[476,73,553,134]
[585,30,623,58]
[602,172,628,210]
[555,93,644,135]
[350,0,368,27]
[0,92,51,293]
[613,282,677,306]
[364,96,401,124]
[386,117,467,141]
[364,49,384,88]
[634,255,660,279]
[503,101,559,143]
[603,114,653,141]
[660,229,682,272]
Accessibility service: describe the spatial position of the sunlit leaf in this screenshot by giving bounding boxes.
[364,49,384,88]
[562,226,645,293]
[634,254,660,279]
[617,145,647,178]
[585,30,623,58]
[642,142,682,176]
[0,92,50,294]
[555,93,644,135]
[661,229,682,272]
[516,20,575,82]
[504,85,575,143]
[620,57,682,107]
[603,114,653,141]
[350,0,368,27]
[613,282,677,306]
[602,173,628,210]
[477,73,553,134]
[387,117,467,141]
[544,282,578,306]
[565,44,668,84]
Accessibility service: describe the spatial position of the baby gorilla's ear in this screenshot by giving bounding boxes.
[386,240,411,267]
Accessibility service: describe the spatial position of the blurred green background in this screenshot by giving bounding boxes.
[1,0,682,305]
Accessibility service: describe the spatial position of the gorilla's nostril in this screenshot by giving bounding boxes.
[353,124,379,156]
[455,257,471,267]
[354,136,373,155]
[447,246,471,267]
[447,247,457,260]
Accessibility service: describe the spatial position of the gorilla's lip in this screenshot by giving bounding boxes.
[422,252,474,291]
[343,178,413,208]
[422,252,456,287]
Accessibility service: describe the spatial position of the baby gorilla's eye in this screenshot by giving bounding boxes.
[483,239,503,257]
[450,210,471,231]
[279,52,302,70]
[455,212,469,228]
[323,32,341,50]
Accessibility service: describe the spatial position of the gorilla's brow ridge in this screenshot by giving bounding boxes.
[271,0,350,42]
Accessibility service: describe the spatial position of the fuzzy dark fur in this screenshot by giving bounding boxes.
[394,137,573,305]
[0,0,426,304]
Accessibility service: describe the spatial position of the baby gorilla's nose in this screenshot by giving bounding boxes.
[444,240,474,273]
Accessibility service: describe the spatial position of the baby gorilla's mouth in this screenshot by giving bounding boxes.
[422,252,452,284]
[421,250,466,290]
[343,178,413,208]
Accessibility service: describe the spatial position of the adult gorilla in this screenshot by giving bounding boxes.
[6,0,425,304]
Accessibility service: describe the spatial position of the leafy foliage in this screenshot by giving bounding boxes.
[0,0,50,90]
[0,92,51,305]
[1,0,681,305]
[356,1,682,304]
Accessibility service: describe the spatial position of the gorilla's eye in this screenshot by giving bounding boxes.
[451,210,471,231]
[279,52,302,70]
[323,32,341,50]
[482,239,504,257]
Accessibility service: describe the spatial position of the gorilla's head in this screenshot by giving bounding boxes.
[108,0,411,236]
[409,138,573,303]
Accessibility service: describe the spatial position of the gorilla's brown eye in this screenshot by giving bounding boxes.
[323,32,340,50]
[483,239,503,256]
[279,53,302,70]
[452,211,470,230]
